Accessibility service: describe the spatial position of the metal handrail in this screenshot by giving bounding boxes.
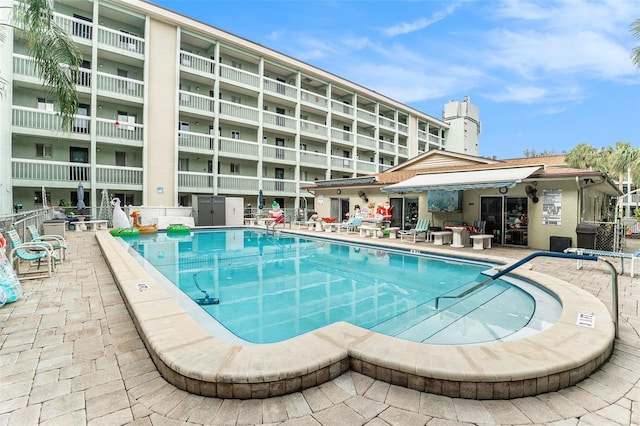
[435,251,619,337]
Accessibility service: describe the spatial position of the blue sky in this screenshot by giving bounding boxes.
[151,0,640,159]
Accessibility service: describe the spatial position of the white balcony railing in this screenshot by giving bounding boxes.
[263,77,297,100]
[97,72,143,99]
[357,108,376,124]
[217,175,259,192]
[219,64,260,89]
[418,129,428,142]
[357,134,376,149]
[398,123,409,134]
[179,90,215,115]
[180,51,215,77]
[398,146,409,157]
[356,160,377,173]
[262,178,297,193]
[96,165,143,185]
[299,151,328,167]
[96,118,143,142]
[300,120,328,137]
[218,137,259,157]
[178,131,214,151]
[263,145,296,163]
[178,171,214,189]
[331,128,352,143]
[331,100,354,117]
[219,101,260,123]
[378,116,395,129]
[13,54,39,79]
[300,90,328,108]
[379,140,395,153]
[331,156,353,170]
[13,159,90,182]
[98,27,144,56]
[263,111,297,131]
[54,13,93,42]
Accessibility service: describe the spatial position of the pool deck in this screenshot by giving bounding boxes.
[1,229,638,424]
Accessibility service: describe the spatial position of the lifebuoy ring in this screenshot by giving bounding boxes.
[166,224,191,234]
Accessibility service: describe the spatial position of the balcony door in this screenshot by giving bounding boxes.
[69,147,88,181]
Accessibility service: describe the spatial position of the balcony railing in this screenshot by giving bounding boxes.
[264,77,297,100]
[218,137,259,157]
[263,145,296,163]
[178,171,214,190]
[300,90,328,109]
[378,116,395,130]
[379,140,395,153]
[263,111,296,131]
[96,165,143,186]
[357,108,376,124]
[331,100,354,117]
[418,129,428,142]
[356,160,377,174]
[398,146,409,157]
[331,156,353,170]
[97,72,143,100]
[54,13,93,43]
[357,134,376,149]
[300,120,328,138]
[98,27,144,56]
[13,54,39,79]
[398,123,409,134]
[217,175,259,193]
[179,90,215,115]
[178,131,214,151]
[180,51,215,77]
[12,159,143,187]
[219,64,260,89]
[219,101,260,123]
[262,178,297,194]
[299,151,328,167]
[12,106,93,136]
[331,128,352,144]
[96,118,143,143]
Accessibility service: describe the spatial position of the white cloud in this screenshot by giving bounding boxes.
[382,1,465,37]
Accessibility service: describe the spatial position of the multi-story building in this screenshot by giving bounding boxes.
[0,0,480,217]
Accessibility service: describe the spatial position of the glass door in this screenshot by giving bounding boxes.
[481,196,529,246]
[480,196,504,245]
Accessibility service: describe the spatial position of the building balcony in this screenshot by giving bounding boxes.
[357,134,377,150]
[12,107,90,140]
[263,77,298,102]
[330,156,354,172]
[300,120,328,139]
[330,128,353,146]
[178,131,215,153]
[378,116,396,130]
[179,91,215,118]
[217,174,259,194]
[219,63,260,90]
[97,26,145,61]
[398,145,409,157]
[300,90,328,110]
[331,100,355,118]
[178,171,216,193]
[379,140,396,154]
[96,118,144,146]
[398,123,409,134]
[262,145,296,164]
[261,178,298,195]
[263,111,297,133]
[299,151,328,168]
[218,137,259,159]
[11,159,142,189]
[356,160,377,174]
[97,72,144,103]
[180,51,215,82]
[219,101,260,125]
[356,108,376,125]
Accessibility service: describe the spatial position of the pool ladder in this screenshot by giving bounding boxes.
[434,251,619,337]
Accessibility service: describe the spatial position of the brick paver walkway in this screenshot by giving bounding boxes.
[1,231,638,425]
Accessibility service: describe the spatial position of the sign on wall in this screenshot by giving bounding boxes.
[542,189,562,225]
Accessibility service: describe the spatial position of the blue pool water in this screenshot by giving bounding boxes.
[120,229,561,345]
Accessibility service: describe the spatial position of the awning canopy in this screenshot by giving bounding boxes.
[381,166,542,193]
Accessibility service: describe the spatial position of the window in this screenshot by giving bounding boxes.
[74,104,90,134]
[116,151,135,167]
[34,191,51,205]
[114,193,134,206]
[37,98,54,111]
[178,158,189,171]
[231,131,240,139]
[36,144,52,158]
[230,163,240,174]
[179,122,190,138]
[231,96,241,104]
[275,168,284,191]
[117,111,136,131]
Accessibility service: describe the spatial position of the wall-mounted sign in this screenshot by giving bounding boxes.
[542,189,562,225]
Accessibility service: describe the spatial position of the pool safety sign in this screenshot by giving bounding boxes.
[577,311,595,328]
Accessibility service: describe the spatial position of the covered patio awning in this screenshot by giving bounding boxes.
[381,166,542,193]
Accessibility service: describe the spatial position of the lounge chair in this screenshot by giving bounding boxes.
[336,216,354,233]
[26,224,69,261]
[5,230,59,278]
[564,247,639,278]
[399,218,430,243]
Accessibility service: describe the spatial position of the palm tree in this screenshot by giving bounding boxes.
[565,143,600,170]
[608,141,640,189]
[3,0,82,129]
[632,19,640,69]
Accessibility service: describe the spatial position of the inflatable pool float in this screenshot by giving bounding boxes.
[130,210,158,234]
[166,224,191,234]
[110,227,140,237]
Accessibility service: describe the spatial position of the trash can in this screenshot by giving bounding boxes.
[576,223,597,249]
[43,220,68,238]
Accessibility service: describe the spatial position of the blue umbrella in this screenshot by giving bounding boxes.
[77,182,86,211]
[258,189,264,210]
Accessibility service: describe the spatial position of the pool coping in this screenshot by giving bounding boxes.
[95,230,615,400]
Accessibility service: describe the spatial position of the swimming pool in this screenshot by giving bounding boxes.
[98,229,614,399]
[122,229,561,345]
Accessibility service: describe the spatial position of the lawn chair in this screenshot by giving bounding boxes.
[26,224,69,261]
[399,219,430,243]
[5,229,59,278]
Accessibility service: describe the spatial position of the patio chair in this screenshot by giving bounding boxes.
[336,216,354,233]
[399,218,430,243]
[26,224,69,261]
[5,229,59,278]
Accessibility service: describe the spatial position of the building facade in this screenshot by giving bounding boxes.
[0,0,480,217]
